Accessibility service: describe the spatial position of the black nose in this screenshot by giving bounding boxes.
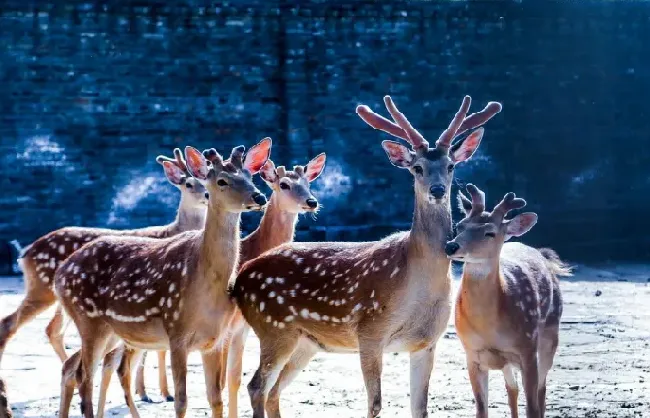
[306,198,318,209]
[204,192,210,199]
[445,242,460,256]
[252,192,267,206]
[430,185,446,199]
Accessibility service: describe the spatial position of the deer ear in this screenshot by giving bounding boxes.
[243,137,272,175]
[505,212,538,241]
[450,128,484,163]
[184,146,210,181]
[260,159,278,184]
[381,140,415,168]
[305,153,326,182]
[161,161,186,186]
[457,191,473,215]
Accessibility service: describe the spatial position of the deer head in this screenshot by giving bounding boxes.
[445,184,538,263]
[185,138,272,212]
[259,153,327,213]
[157,148,209,209]
[356,96,502,204]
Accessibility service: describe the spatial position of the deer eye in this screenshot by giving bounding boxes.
[447,164,455,173]
[217,179,228,187]
[485,232,496,238]
[279,183,290,190]
[185,183,193,189]
[413,165,423,175]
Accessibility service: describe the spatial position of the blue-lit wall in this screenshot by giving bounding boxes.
[1,1,649,272]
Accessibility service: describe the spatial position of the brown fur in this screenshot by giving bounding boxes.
[54,142,270,418]
[97,155,326,418]
[233,95,502,418]
[0,154,207,368]
[449,186,571,418]
[0,377,12,418]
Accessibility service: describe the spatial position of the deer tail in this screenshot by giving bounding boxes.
[539,248,573,278]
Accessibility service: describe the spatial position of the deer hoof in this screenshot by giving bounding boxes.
[140,395,153,403]
[165,395,175,402]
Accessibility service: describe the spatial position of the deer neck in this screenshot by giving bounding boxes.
[168,195,207,234]
[459,258,504,319]
[407,194,453,288]
[244,193,298,258]
[197,201,241,294]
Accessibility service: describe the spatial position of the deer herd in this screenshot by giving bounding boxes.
[0,94,571,418]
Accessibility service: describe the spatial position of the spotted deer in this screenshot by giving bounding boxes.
[0,149,208,369]
[0,377,11,418]
[96,152,327,418]
[54,139,271,418]
[233,95,502,418]
[446,184,571,418]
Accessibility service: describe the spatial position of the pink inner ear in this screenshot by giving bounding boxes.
[382,141,413,166]
[244,138,272,175]
[452,129,483,163]
[162,161,184,185]
[185,147,209,180]
[260,160,278,183]
[305,154,326,182]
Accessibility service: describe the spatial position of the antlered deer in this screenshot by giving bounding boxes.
[446,184,571,418]
[54,139,271,418]
[233,95,502,418]
[96,152,327,418]
[0,149,208,368]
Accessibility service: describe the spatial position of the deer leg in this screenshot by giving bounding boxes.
[467,360,489,418]
[0,288,55,366]
[157,350,173,401]
[170,346,189,418]
[227,324,249,418]
[537,327,559,418]
[59,350,82,418]
[202,348,225,418]
[266,338,318,418]
[521,353,540,418]
[45,304,69,362]
[409,345,436,418]
[134,350,150,402]
[503,364,519,418]
[359,344,383,418]
[248,334,300,418]
[117,347,144,418]
[78,330,114,418]
[96,345,125,418]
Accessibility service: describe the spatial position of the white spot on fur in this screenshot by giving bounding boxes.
[269,291,276,298]
[260,301,266,312]
[249,271,257,278]
[265,277,273,284]
[277,322,286,329]
[284,315,294,322]
[309,312,321,321]
[277,296,284,304]
[169,283,176,293]
[58,245,65,255]
[304,267,311,274]
[390,267,400,278]
[275,277,285,284]
[166,298,172,308]
[300,308,309,318]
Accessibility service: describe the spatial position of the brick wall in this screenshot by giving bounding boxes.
[0,1,648,272]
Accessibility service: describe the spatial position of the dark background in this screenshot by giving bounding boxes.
[1,0,649,273]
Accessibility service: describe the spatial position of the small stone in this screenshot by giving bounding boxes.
[595,290,602,297]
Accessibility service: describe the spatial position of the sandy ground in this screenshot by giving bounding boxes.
[0,264,649,418]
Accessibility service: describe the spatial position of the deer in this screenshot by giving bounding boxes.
[95,152,327,418]
[0,148,208,374]
[54,139,271,418]
[0,377,12,418]
[445,184,571,418]
[232,94,502,418]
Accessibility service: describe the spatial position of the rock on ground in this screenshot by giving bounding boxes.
[0,264,649,417]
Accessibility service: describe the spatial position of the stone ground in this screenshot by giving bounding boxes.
[0,263,648,417]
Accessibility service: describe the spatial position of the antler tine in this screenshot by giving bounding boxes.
[276,165,287,178]
[156,149,190,176]
[436,96,471,149]
[455,101,503,138]
[172,148,189,174]
[292,165,304,176]
[356,104,411,142]
[492,192,527,220]
[230,145,245,168]
[383,96,429,149]
[466,183,486,216]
